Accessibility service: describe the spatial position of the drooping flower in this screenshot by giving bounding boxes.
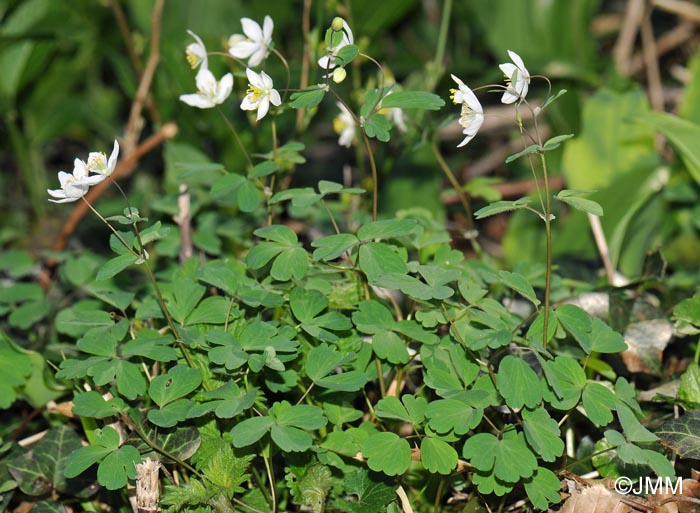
[228,16,274,67]
[180,68,234,109]
[185,30,208,70]
[47,159,91,203]
[318,18,353,72]
[240,68,281,121]
[333,102,356,148]
[499,50,530,104]
[450,74,484,148]
[83,139,120,185]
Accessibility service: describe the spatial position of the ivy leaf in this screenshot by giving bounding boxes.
[420,437,457,475]
[496,356,542,409]
[363,432,411,475]
[522,408,564,462]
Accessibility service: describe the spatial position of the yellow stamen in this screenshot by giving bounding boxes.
[333,117,346,134]
[449,88,457,103]
[246,85,263,102]
[186,51,199,69]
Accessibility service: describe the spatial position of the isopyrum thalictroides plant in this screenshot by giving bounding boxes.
[22,10,674,513]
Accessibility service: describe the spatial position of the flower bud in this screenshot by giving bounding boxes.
[331,17,345,32]
[332,67,347,83]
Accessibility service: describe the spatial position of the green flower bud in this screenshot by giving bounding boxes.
[332,67,347,83]
[331,17,345,32]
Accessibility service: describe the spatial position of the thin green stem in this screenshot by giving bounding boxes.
[540,152,553,348]
[271,47,291,104]
[321,199,341,234]
[361,133,379,221]
[80,197,139,258]
[141,261,196,369]
[375,358,386,398]
[433,0,452,68]
[261,447,277,513]
[216,106,253,169]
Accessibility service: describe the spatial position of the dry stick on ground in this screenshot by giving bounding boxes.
[613,0,646,76]
[628,21,697,74]
[641,3,665,113]
[108,0,161,127]
[124,0,165,155]
[653,0,700,22]
[174,184,193,264]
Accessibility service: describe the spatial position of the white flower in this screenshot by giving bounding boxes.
[450,74,484,148]
[83,139,120,185]
[499,50,530,104]
[185,30,208,70]
[228,16,273,67]
[333,102,356,147]
[47,159,90,203]
[180,68,233,109]
[240,68,281,121]
[385,107,408,133]
[318,19,353,71]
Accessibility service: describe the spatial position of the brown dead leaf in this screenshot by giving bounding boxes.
[557,484,632,513]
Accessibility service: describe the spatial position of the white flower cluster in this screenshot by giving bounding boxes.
[181,17,280,120]
[450,50,530,147]
[47,141,120,203]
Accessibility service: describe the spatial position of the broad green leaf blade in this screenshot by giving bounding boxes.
[474,197,531,219]
[420,437,458,475]
[636,111,700,184]
[522,408,564,462]
[149,366,202,408]
[357,219,418,242]
[555,189,604,217]
[97,445,140,490]
[230,416,274,448]
[363,432,411,476]
[505,144,540,164]
[95,253,139,281]
[380,91,445,110]
[498,270,540,306]
[524,467,562,510]
[582,382,616,426]
[542,134,574,151]
[496,355,542,409]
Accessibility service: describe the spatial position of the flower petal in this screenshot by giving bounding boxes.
[269,89,281,106]
[216,73,234,103]
[229,41,256,59]
[507,50,526,72]
[262,16,274,40]
[195,68,216,92]
[107,140,119,174]
[180,93,215,109]
[240,18,262,41]
[245,67,260,87]
[256,98,270,121]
